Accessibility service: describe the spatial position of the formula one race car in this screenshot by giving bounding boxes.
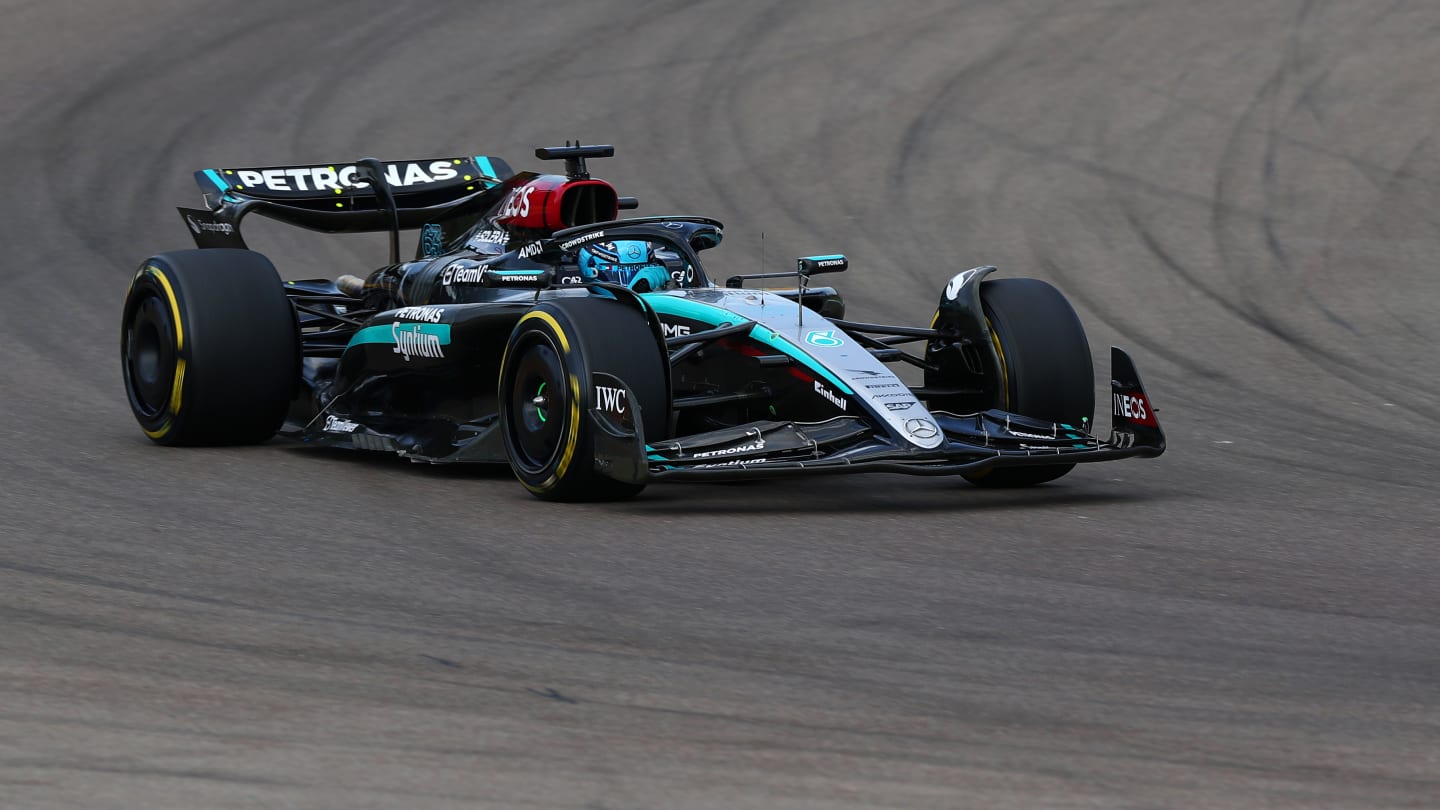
[121,144,1165,500]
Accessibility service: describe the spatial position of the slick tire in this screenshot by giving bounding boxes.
[498,297,669,501]
[964,278,1094,488]
[121,249,299,445]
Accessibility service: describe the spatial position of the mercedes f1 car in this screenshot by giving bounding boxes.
[121,144,1165,500]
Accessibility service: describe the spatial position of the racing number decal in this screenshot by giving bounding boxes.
[500,186,535,219]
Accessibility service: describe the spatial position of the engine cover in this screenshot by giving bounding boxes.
[495,175,618,232]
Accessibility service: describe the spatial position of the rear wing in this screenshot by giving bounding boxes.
[179,155,515,250]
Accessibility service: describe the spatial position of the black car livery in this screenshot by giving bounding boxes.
[121,144,1164,500]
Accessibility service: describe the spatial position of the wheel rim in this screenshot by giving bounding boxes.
[507,335,567,473]
[124,293,176,419]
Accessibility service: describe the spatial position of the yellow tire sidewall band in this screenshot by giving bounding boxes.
[987,317,1008,411]
[139,265,185,438]
[515,311,581,493]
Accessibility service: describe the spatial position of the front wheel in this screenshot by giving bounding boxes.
[964,278,1094,487]
[498,297,669,501]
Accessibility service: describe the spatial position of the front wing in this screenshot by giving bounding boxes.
[595,347,1166,483]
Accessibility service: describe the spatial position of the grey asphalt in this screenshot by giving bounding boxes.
[2,1,1438,807]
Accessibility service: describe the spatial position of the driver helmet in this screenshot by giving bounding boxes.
[576,239,676,291]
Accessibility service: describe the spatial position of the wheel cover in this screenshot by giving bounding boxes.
[123,293,176,419]
[506,336,567,473]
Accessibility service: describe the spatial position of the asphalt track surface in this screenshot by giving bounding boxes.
[3,2,1439,807]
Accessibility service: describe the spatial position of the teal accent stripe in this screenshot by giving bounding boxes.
[203,169,229,190]
[802,254,845,261]
[347,325,388,348]
[642,294,735,325]
[643,294,854,395]
[346,323,452,349]
[474,156,498,183]
[489,269,544,276]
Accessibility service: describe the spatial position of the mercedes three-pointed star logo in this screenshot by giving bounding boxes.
[904,418,939,440]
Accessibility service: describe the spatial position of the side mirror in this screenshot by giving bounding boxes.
[725,254,848,289]
[797,254,847,276]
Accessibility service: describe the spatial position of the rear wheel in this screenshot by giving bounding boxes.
[121,249,298,445]
[499,297,669,501]
[964,278,1094,487]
